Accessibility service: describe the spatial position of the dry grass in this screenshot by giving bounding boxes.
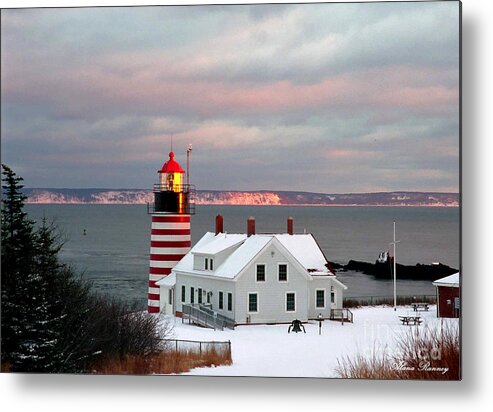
[336,321,460,380]
[1,361,13,373]
[89,346,232,375]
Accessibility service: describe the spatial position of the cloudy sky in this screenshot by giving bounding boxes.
[1,2,460,193]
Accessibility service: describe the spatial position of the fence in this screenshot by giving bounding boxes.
[330,308,354,323]
[343,294,437,308]
[160,338,231,357]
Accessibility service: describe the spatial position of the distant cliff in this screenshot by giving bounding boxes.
[24,189,459,207]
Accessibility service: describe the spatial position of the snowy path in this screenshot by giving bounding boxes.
[159,305,458,378]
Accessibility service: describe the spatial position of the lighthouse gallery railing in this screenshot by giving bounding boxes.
[147,184,196,215]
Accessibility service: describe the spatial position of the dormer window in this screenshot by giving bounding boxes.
[204,257,214,271]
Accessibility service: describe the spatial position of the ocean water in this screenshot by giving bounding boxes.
[25,204,460,308]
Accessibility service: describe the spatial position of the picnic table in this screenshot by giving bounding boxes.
[399,315,423,325]
[411,302,429,312]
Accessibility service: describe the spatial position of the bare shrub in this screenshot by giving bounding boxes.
[336,321,459,380]
[336,346,400,379]
[394,321,460,380]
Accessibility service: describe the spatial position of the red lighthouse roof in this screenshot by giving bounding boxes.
[159,151,185,174]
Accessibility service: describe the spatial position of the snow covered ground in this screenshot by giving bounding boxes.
[159,305,459,378]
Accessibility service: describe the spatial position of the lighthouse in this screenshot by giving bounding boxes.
[147,149,194,313]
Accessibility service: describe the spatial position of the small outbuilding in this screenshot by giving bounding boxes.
[433,272,460,318]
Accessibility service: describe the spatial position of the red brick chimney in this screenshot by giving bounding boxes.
[215,214,224,235]
[287,216,294,235]
[247,216,256,237]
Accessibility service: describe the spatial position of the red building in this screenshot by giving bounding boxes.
[433,272,460,318]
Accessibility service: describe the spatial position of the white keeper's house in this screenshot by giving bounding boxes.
[156,215,347,325]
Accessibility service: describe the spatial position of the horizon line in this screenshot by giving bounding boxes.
[23,188,460,195]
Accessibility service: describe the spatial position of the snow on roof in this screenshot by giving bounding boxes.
[211,235,271,279]
[274,234,331,275]
[193,233,246,255]
[433,272,460,287]
[172,232,216,274]
[156,272,176,287]
[173,231,333,280]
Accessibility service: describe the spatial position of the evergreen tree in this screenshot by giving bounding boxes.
[2,165,104,372]
[2,165,165,373]
[1,164,38,369]
[13,218,67,372]
[1,165,80,371]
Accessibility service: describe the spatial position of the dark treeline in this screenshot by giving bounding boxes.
[1,164,164,373]
[331,259,458,281]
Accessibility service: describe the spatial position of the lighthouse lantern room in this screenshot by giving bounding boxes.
[147,149,195,313]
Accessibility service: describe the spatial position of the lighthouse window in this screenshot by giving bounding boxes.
[166,173,175,191]
[278,264,288,282]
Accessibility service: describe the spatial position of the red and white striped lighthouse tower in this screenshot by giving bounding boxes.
[147,149,194,313]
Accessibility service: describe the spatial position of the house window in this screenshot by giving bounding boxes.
[278,264,288,282]
[207,291,211,304]
[248,293,258,313]
[210,259,214,270]
[316,290,325,308]
[286,292,296,312]
[190,287,194,304]
[205,258,208,270]
[181,285,186,303]
[169,289,173,304]
[227,293,233,311]
[331,291,335,304]
[256,264,265,282]
[198,288,203,304]
[219,291,224,310]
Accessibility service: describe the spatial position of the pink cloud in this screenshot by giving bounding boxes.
[324,148,382,161]
[372,85,458,109]
[3,46,458,120]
